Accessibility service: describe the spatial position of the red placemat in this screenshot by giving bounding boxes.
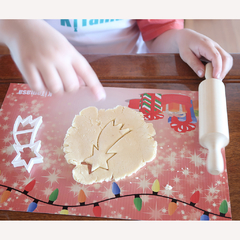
[0,83,231,220]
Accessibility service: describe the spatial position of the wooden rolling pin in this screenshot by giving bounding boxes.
[198,62,229,175]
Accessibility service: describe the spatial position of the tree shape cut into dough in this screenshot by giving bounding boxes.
[84,120,131,172]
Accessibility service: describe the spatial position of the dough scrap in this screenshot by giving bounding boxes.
[63,105,157,185]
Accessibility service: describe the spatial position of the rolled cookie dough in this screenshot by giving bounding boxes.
[63,105,157,184]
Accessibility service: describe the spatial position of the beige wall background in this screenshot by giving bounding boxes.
[0,20,240,54]
[185,19,240,53]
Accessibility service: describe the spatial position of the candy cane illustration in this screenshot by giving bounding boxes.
[128,93,164,120]
[128,93,197,133]
[139,93,164,120]
[161,94,196,133]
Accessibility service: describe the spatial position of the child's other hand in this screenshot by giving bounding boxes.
[176,29,233,80]
[0,20,106,100]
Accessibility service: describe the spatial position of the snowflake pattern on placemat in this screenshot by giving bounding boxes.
[0,84,231,220]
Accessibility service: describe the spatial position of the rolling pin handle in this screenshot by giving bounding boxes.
[206,146,224,175]
[205,62,213,79]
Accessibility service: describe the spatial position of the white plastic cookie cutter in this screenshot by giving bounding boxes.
[12,141,43,173]
[12,115,43,173]
[13,115,43,145]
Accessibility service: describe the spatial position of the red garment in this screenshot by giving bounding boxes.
[137,19,184,42]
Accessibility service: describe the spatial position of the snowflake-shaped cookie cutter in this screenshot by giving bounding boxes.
[12,115,43,173]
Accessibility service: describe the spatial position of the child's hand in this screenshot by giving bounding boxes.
[176,29,233,80]
[146,28,233,80]
[0,20,106,100]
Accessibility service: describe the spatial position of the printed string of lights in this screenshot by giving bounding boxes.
[0,179,231,220]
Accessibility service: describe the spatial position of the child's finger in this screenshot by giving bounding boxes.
[21,63,47,92]
[179,47,205,78]
[57,63,80,92]
[77,75,86,87]
[215,46,233,80]
[38,64,64,94]
[72,55,106,101]
[192,42,223,79]
[205,50,222,79]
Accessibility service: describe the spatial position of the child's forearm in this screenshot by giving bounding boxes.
[0,19,47,55]
[0,20,31,44]
[0,20,14,44]
[145,29,180,53]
